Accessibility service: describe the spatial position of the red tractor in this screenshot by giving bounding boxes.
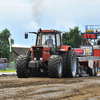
[16,29,77,78]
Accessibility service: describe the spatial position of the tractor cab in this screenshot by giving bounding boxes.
[36,29,62,55]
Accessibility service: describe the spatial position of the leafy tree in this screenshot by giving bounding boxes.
[62,26,83,48]
[0,28,14,61]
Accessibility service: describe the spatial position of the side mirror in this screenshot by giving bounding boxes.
[25,33,28,39]
[62,33,66,38]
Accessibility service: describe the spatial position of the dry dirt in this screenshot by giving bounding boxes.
[0,75,100,100]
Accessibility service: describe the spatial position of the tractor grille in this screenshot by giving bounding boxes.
[34,51,42,60]
[33,47,43,50]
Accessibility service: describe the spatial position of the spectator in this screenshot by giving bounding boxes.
[84,40,92,45]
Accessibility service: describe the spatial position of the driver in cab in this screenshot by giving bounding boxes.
[45,35,53,45]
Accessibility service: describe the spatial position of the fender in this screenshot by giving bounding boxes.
[60,45,71,52]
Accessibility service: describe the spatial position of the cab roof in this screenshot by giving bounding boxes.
[38,29,61,33]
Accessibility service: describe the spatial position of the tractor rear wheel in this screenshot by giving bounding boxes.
[60,53,68,77]
[48,55,63,78]
[16,55,30,78]
[66,49,77,77]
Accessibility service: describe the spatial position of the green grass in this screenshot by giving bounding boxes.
[0,68,16,73]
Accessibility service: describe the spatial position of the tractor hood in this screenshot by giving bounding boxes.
[30,46,50,52]
[30,46,50,61]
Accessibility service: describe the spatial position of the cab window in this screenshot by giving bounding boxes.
[56,34,61,47]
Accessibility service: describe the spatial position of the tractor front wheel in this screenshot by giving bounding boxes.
[16,55,30,78]
[48,55,63,78]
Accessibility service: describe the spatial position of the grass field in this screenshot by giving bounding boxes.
[0,70,16,73]
[0,68,16,73]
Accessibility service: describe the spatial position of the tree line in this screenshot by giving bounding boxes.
[0,28,14,61]
[62,26,83,48]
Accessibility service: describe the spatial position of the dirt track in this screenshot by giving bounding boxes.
[0,75,100,100]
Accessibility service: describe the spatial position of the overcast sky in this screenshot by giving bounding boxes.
[0,0,100,47]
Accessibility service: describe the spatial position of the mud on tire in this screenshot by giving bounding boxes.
[16,55,30,78]
[48,55,63,78]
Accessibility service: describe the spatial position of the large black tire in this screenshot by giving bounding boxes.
[60,53,68,77]
[66,49,77,77]
[16,55,30,78]
[48,55,63,78]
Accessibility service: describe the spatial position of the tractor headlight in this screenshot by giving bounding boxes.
[40,58,42,60]
[34,58,36,60]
